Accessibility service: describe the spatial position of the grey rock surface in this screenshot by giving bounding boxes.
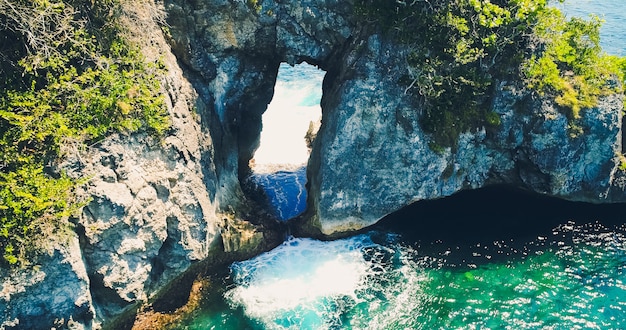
[306,31,623,235]
[0,237,95,329]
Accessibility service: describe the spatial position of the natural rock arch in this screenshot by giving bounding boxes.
[2,1,625,328]
[164,0,625,237]
[164,0,356,215]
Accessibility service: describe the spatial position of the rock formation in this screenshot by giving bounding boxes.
[304,34,624,235]
[1,0,624,328]
[162,0,625,237]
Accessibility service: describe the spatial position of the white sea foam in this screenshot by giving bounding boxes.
[224,235,381,328]
[223,234,437,330]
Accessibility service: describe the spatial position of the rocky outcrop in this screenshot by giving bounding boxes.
[2,0,624,327]
[1,0,282,328]
[0,236,94,329]
[304,31,624,234]
[68,133,220,320]
[163,0,625,236]
[162,0,624,238]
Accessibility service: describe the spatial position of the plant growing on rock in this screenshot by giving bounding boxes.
[525,7,626,132]
[356,0,625,147]
[0,0,169,266]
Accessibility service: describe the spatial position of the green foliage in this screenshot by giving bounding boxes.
[619,154,626,171]
[0,0,169,266]
[356,0,625,147]
[247,0,261,13]
[524,8,625,129]
[356,0,550,148]
[0,164,78,265]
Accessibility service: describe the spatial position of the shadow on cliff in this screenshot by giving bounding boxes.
[373,184,626,266]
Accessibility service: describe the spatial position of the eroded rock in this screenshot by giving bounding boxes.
[4,0,625,327]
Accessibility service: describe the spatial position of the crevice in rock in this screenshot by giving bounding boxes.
[240,62,325,221]
[620,116,626,155]
[74,224,132,328]
[88,271,134,321]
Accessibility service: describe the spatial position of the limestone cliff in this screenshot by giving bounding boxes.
[0,0,281,328]
[306,35,624,234]
[1,0,625,328]
[162,0,625,238]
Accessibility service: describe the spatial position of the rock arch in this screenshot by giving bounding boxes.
[165,0,625,237]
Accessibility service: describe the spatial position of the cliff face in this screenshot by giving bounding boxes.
[305,32,624,235]
[162,0,624,238]
[1,0,625,328]
[0,0,283,327]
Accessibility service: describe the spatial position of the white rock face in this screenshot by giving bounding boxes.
[73,133,220,318]
[0,236,95,329]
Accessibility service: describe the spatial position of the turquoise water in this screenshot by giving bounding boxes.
[179,186,626,329]
[180,225,626,329]
[180,2,626,329]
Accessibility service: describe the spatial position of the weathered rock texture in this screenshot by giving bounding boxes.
[0,0,281,328]
[306,33,624,234]
[163,0,625,238]
[0,236,94,329]
[2,0,625,328]
[162,0,625,236]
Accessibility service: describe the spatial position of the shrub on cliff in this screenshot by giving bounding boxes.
[525,6,625,134]
[356,0,625,147]
[0,0,169,266]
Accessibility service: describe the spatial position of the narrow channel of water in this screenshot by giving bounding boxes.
[246,62,324,220]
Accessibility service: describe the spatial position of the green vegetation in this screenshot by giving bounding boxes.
[525,7,626,134]
[0,0,169,266]
[356,0,626,147]
[247,0,261,13]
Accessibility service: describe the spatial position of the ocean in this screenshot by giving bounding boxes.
[178,1,626,329]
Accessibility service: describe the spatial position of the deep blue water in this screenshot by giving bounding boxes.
[179,2,626,329]
[247,167,308,220]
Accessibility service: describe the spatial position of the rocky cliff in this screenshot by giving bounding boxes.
[304,35,624,235]
[1,0,625,328]
[162,0,625,238]
[0,0,284,328]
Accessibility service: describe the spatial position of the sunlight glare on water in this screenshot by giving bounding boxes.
[214,224,626,330]
[246,63,324,220]
[224,236,376,327]
[251,62,324,173]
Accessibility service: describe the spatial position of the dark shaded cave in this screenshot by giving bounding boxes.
[373,184,626,266]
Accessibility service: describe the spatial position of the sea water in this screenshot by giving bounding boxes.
[182,224,626,329]
[556,0,625,56]
[180,1,626,329]
[247,62,324,220]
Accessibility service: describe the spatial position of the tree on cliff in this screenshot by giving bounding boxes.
[356,0,626,148]
[0,0,169,266]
